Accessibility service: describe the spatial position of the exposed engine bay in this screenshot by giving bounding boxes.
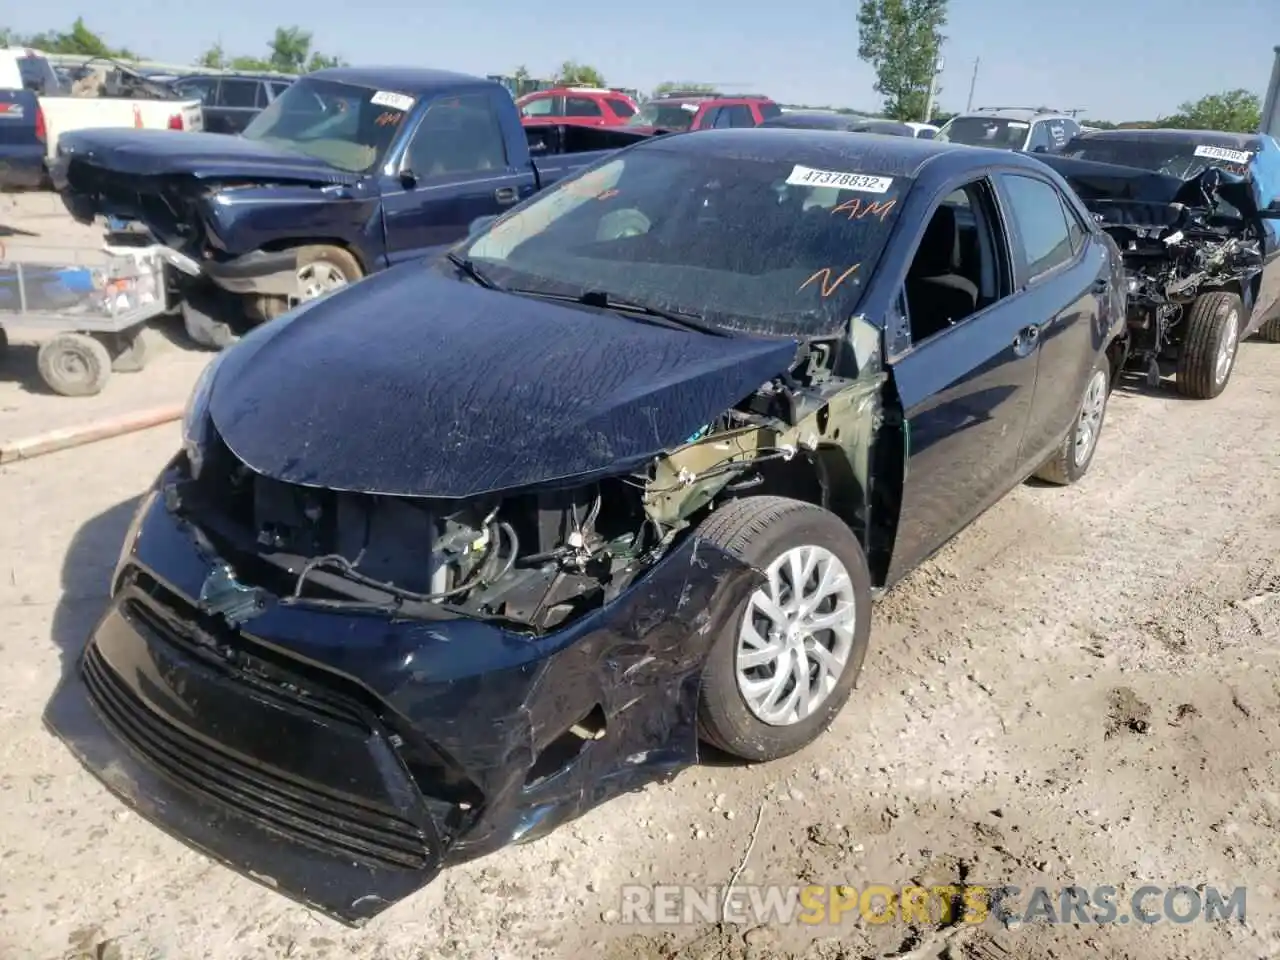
[170,340,881,634]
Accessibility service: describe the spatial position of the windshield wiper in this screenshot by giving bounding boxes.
[446,252,503,291]
[501,286,731,337]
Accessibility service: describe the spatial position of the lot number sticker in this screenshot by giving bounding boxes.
[1193,145,1251,165]
[370,91,415,112]
[785,164,893,193]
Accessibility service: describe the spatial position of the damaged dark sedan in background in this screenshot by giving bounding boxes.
[1042,129,1280,398]
[48,129,1127,924]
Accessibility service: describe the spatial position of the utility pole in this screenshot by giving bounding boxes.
[923,53,944,122]
[966,58,980,112]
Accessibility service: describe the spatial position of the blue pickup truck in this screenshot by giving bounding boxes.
[50,66,653,341]
[0,84,47,191]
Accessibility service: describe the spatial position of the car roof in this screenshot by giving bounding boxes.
[310,66,497,97]
[1073,127,1261,150]
[955,107,1075,122]
[638,126,1041,178]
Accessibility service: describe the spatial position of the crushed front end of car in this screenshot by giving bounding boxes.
[1041,155,1267,386]
[45,265,886,924]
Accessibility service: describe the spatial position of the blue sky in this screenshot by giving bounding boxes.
[9,0,1278,121]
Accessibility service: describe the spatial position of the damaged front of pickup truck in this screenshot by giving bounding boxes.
[1043,129,1280,398]
[47,129,1126,924]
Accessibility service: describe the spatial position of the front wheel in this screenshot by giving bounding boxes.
[1176,291,1241,399]
[295,245,362,303]
[695,496,872,762]
[1033,355,1111,486]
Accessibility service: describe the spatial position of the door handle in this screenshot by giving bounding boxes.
[495,186,519,204]
[1012,324,1041,356]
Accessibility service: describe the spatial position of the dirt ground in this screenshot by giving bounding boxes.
[0,327,1278,957]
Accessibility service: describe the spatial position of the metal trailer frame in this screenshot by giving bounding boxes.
[0,246,171,397]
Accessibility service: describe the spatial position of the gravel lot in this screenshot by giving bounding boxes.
[2,200,1279,960]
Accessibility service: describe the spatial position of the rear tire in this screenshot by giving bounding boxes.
[1258,314,1280,343]
[1033,355,1110,486]
[1176,291,1241,399]
[695,496,872,762]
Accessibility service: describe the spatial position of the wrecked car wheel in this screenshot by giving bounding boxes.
[1176,291,1242,400]
[296,245,362,302]
[696,496,871,762]
[37,333,112,397]
[1032,357,1110,486]
[1258,315,1280,344]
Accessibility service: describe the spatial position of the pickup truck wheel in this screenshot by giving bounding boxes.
[296,246,362,302]
[1032,357,1110,486]
[1257,315,1280,343]
[37,333,112,397]
[695,496,872,762]
[1176,291,1242,399]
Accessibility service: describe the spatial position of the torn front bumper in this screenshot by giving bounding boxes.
[203,248,299,298]
[45,486,757,925]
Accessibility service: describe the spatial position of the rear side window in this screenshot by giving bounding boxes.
[269,81,292,99]
[565,96,603,117]
[723,104,756,127]
[17,55,57,93]
[758,102,782,120]
[607,98,635,117]
[1000,174,1076,279]
[219,79,259,108]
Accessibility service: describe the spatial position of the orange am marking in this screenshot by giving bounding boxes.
[798,263,861,297]
[832,196,897,221]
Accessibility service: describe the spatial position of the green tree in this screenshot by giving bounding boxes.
[16,18,137,59]
[1161,89,1260,133]
[196,27,344,74]
[652,81,717,97]
[555,61,605,87]
[856,0,947,121]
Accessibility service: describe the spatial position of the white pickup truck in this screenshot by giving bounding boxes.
[0,47,203,165]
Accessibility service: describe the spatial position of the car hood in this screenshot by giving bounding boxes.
[207,263,800,499]
[54,128,356,183]
[1038,154,1260,219]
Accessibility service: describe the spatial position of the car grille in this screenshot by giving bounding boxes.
[81,627,435,871]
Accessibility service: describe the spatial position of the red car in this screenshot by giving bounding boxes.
[625,92,781,133]
[515,87,638,127]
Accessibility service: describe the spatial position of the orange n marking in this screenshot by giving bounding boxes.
[798,263,861,297]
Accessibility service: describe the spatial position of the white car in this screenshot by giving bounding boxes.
[903,121,939,139]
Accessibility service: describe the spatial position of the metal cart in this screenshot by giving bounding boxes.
[0,246,169,397]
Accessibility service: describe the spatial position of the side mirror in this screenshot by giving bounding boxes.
[468,214,499,237]
[1261,200,1280,219]
[1032,145,1048,153]
[399,169,418,189]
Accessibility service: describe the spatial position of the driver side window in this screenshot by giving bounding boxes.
[405,94,508,178]
[903,179,1011,346]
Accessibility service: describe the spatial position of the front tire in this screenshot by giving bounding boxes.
[1176,291,1241,399]
[295,245,362,302]
[695,496,872,762]
[1033,355,1110,486]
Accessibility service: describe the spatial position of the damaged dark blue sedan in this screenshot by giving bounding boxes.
[48,128,1128,924]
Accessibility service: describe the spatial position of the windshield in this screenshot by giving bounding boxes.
[459,145,910,337]
[937,116,1029,149]
[1061,137,1255,180]
[627,102,697,130]
[242,77,411,174]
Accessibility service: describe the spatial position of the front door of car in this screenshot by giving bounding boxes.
[995,172,1108,470]
[379,91,536,267]
[884,178,1040,584]
[1248,139,1280,329]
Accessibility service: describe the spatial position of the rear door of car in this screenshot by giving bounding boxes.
[994,171,1108,471]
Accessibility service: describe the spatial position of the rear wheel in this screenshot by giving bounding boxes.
[695,496,872,762]
[1258,314,1280,343]
[1033,356,1110,486]
[1176,291,1241,399]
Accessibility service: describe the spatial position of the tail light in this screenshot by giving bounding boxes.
[34,103,46,143]
[168,113,184,131]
